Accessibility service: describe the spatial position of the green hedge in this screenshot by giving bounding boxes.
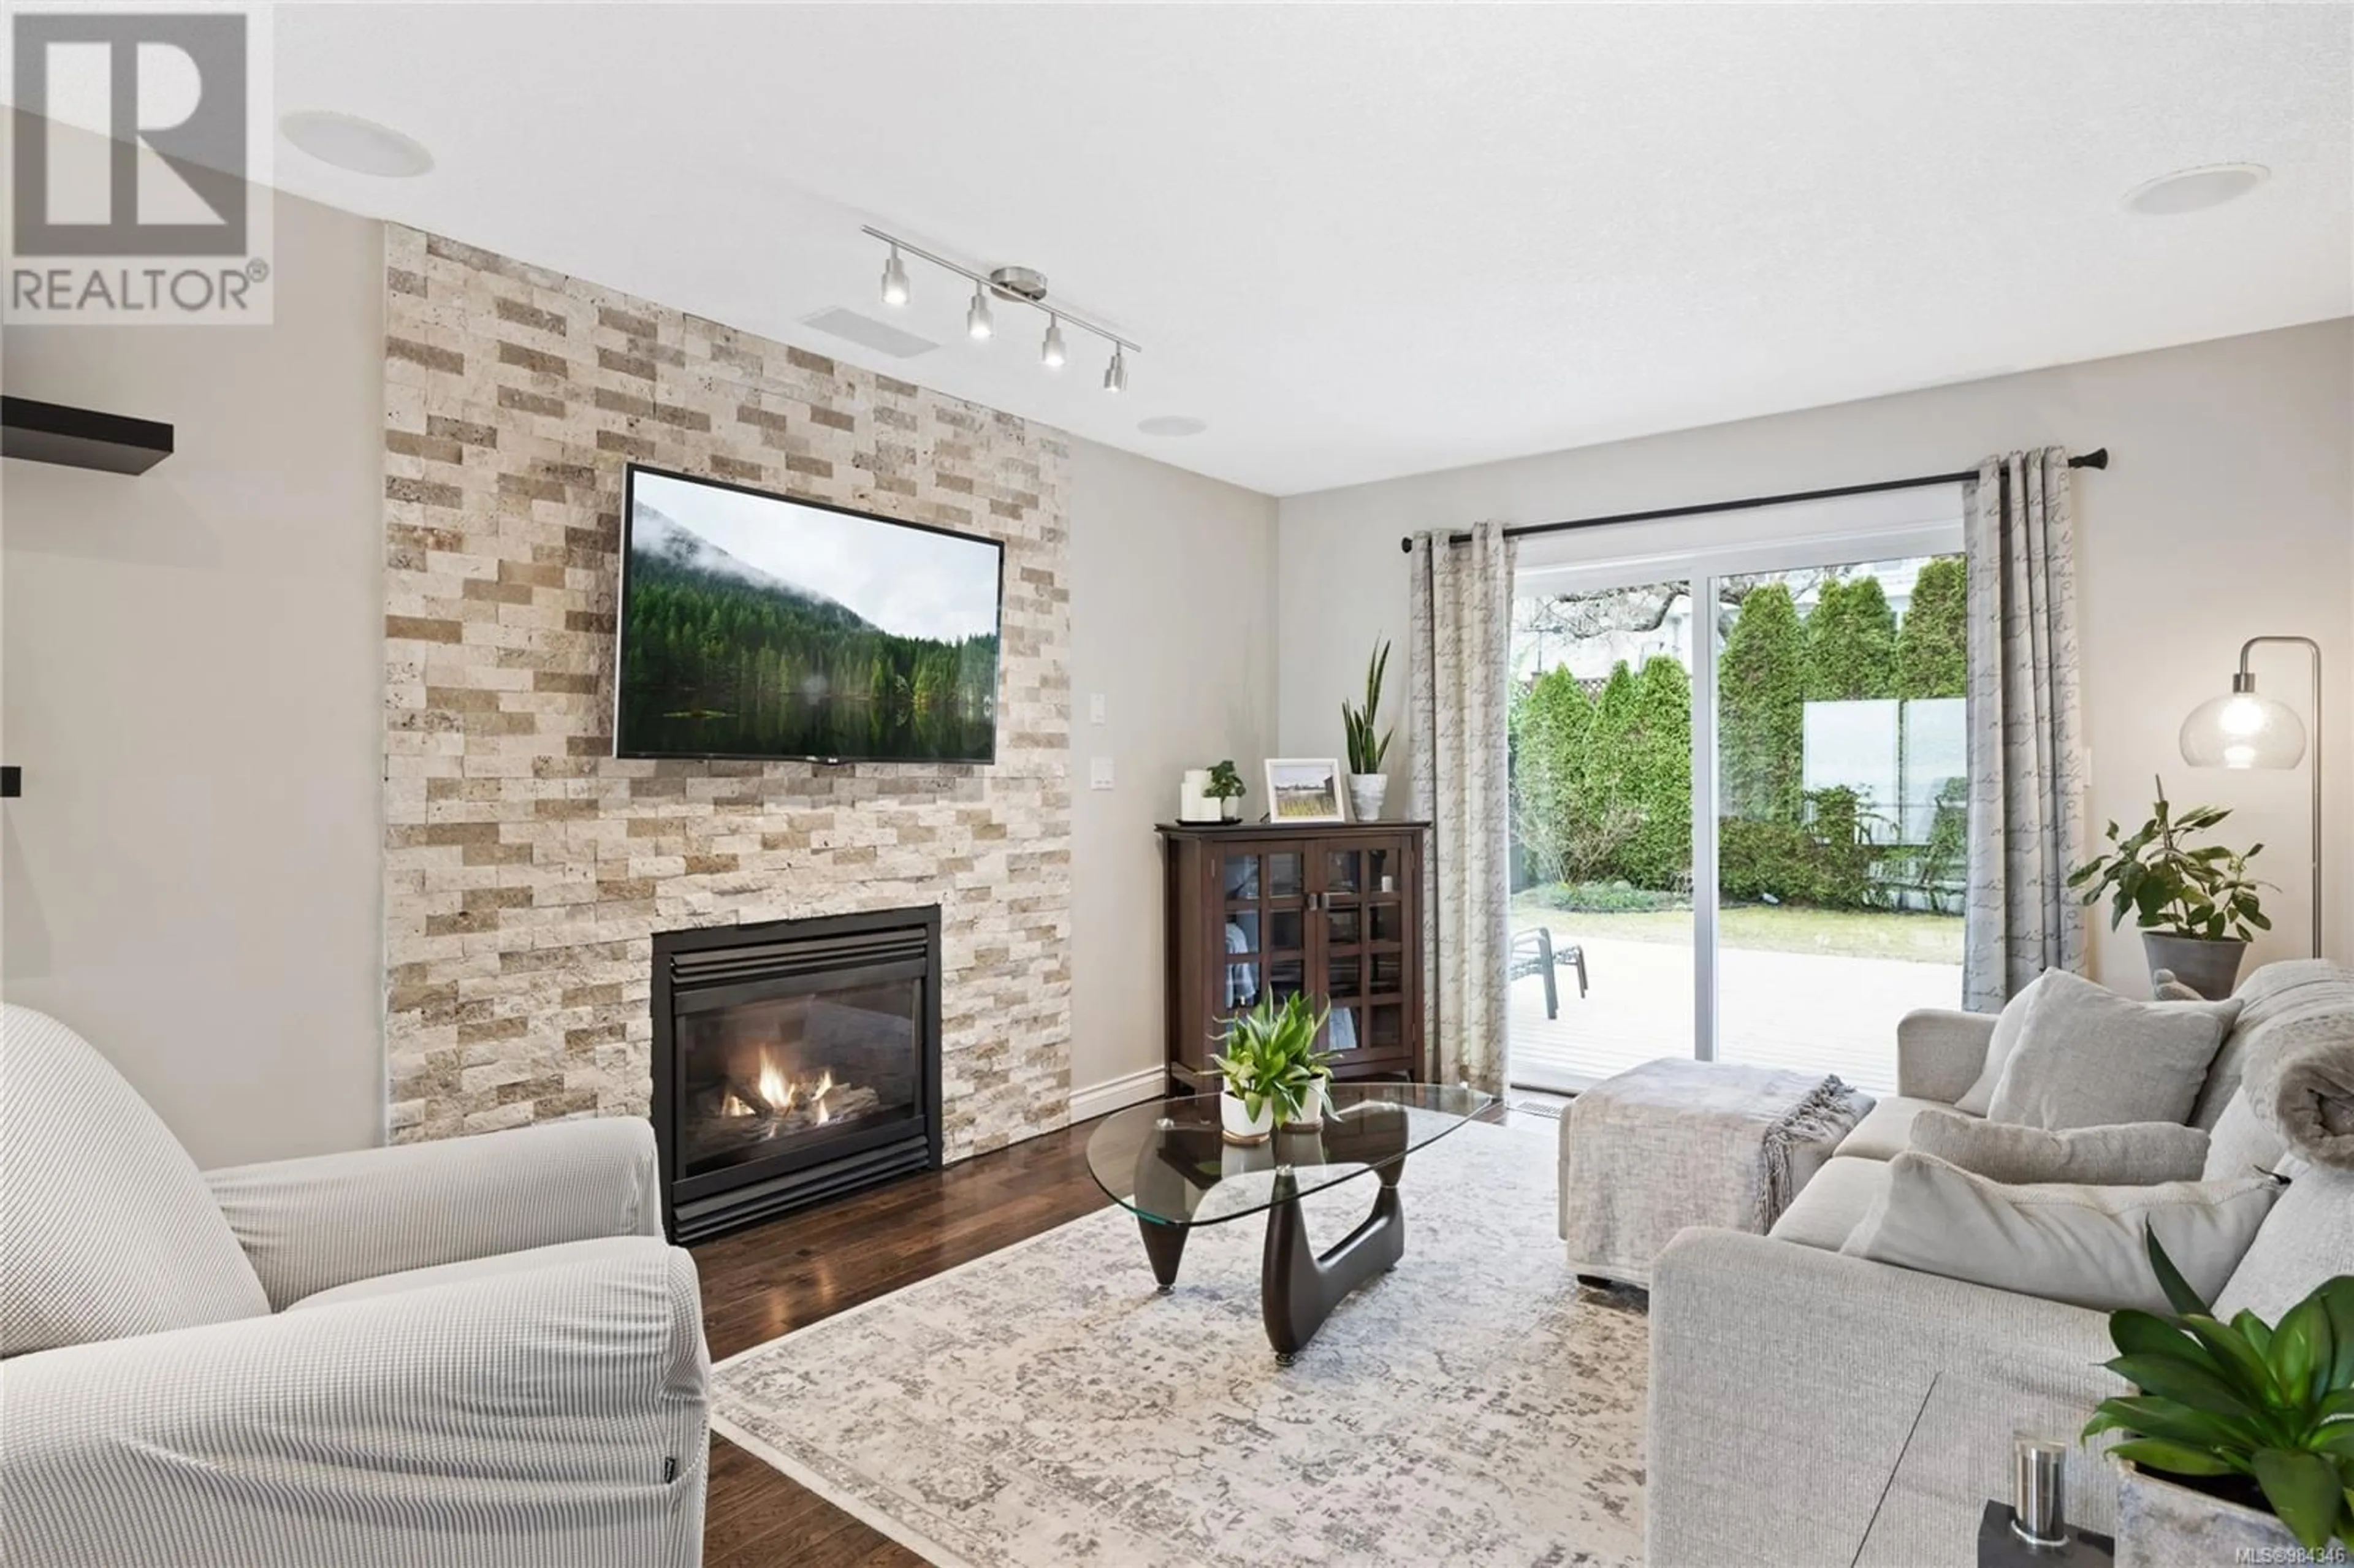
[1509,558,1968,908]
[1804,577,1898,701]
[1718,584,1805,823]
[1895,557,1966,701]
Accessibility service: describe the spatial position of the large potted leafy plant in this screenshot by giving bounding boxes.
[1342,641,1393,823]
[1209,993,1335,1143]
[2067,775,2271,999]
[2083,1229,2353,1563]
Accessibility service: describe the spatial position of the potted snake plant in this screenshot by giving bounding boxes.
[1209,993,1334,1143]
[2084,1227,2352,1562]
[1341,640,1393,823]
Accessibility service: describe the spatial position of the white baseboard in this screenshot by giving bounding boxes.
[1068,1064,1167,1123]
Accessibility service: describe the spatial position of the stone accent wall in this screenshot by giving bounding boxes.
[379,226,1071,1160]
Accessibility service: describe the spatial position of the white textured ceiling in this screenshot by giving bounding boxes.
[268,3,2352,497]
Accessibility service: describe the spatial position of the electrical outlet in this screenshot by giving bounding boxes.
[1089,756,1115,790]
[1088,693,1107,725]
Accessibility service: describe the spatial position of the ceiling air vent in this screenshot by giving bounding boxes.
[799,308,937,359]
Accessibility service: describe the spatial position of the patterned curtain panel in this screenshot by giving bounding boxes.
[1962,449,2090,1010]
[1408,522,1517,1095]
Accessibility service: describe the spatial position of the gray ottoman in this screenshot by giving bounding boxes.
[1556,1057,1873,1288]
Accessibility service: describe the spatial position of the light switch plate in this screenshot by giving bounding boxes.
[1089,756,1115,790]
[1088,693,1107,725]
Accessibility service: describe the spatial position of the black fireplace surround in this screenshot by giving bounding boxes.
[652,907,943,1243]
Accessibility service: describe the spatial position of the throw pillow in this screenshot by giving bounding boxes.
[1909,1108,2209,1185]
[1841,1151,2282,1314]
[1953,973,2050,1117]
[1984,970,2241,1130]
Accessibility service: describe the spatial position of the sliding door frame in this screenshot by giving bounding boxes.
[1514,512,1963,1071]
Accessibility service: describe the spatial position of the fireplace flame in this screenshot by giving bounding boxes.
[740,1057,841,1122]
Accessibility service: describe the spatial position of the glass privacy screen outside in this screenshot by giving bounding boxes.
[614,464,1004,763]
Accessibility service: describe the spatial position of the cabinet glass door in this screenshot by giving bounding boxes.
[1215,845,1308,1019]
[1319,838,1411,1064]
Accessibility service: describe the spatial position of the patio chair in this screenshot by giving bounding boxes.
[1508,926,1590,1019]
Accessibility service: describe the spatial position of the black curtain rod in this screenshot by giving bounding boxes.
[1399,447,2109,553]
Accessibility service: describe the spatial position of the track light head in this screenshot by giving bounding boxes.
[1041,316,1067,369]
[966,284,993,341]
[1102,345,1127,394]
[879,246,910,307]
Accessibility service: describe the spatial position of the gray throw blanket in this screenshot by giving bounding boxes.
[2243,1007,2354,1171]
[1560,1059,1873,1288]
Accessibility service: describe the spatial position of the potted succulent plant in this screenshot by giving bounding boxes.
[1206,759,1247,823]
[2067,776,2271,999]
[1209,993,1335,1143]
[1342,640,1394,823]
[2083,1228,2352,1563]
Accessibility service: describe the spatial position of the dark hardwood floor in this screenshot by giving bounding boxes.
[692,1100,1523,1567]
[693,1118,1110,1567]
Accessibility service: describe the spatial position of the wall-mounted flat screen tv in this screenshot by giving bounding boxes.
[614,465,1004,763]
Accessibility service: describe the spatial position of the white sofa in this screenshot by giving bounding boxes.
[1645,960,2354,1567]
[0,1005,709,1567]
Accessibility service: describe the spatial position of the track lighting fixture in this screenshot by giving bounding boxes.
[861,224,1138,391]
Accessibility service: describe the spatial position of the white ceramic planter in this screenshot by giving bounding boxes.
[1281,1078,1329,1131]
[2116,1464,2309,1567]
[1219,1089,1273,1145]
[1347,772,1388,822]
[1178,769,1219,824]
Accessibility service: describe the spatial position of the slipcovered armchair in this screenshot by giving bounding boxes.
[0,1005,708,1567]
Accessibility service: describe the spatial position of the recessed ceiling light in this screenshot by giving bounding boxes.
[279,110,435,178]
[2123,163,2269,216]
[1138,416,1206,438]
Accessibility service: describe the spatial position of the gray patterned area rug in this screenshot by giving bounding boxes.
[710,1119,1648,1567]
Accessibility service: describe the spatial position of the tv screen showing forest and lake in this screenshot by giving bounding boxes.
[614,466,1003,763]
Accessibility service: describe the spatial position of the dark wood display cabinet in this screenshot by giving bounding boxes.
[1158,821,1429,1095]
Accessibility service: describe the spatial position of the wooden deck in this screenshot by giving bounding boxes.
[1507,935,1961,1095]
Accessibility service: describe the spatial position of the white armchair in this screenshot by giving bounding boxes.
[0,1005,707,1568]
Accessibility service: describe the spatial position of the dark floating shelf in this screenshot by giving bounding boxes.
[1,395,173,475]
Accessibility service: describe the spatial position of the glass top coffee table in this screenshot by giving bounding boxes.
[1084,1083,1493,1362]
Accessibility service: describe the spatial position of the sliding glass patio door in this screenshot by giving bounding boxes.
[1505,576,1696,1088]
[1506,517,1966,1094]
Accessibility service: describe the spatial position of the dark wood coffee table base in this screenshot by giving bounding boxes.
[1262,1157,1406,1362]
[1133,1153,1409,1362]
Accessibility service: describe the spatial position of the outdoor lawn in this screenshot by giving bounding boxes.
[1509,892,1962,963]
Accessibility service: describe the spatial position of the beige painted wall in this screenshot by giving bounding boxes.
[2,191,388,1167]
[1278,321,2354,984]
[1066,440,1278,1105]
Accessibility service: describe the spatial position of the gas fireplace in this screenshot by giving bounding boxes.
[652,907,942,1243]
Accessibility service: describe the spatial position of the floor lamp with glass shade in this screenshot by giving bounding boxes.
[2177,635,2322,957]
